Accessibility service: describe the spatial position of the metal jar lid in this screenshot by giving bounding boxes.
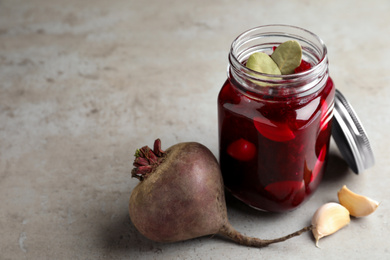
[331,89,375,174]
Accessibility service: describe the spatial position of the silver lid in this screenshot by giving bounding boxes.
[331,89,375,174]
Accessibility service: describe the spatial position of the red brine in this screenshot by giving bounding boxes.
[218,65,335,212]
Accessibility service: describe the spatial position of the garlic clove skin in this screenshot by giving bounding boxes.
[311,202,350,247]
[338,185,379,217]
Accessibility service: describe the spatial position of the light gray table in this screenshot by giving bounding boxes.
[1,0,389,259]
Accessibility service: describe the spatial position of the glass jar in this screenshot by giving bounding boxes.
[218,25,335,212]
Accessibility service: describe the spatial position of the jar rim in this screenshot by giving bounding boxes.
[228,24,329,97]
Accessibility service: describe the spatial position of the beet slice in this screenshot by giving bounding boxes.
[253,117,295,142]
[227,138,257,161]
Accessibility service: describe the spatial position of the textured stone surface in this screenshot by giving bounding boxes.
[1,0,389,259]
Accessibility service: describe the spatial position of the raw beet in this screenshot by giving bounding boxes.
[129,139,312,247]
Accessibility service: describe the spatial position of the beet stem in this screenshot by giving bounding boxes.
[132,139,166,181]
[218,223,313,248]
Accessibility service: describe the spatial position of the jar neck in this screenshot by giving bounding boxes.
[228,25,329,98]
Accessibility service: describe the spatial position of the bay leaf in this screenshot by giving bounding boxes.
[271,40,302,75]
[246,52,282,75]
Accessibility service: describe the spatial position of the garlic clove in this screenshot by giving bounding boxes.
[338,185,379,217]
[311,202,350,247]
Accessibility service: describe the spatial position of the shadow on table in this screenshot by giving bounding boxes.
[99,211,219,255]
[99,211,162,253]
[322,152,350,183]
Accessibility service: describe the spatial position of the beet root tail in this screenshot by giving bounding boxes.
[218,223,313,248]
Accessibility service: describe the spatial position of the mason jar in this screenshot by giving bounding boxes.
[218,25,335,212]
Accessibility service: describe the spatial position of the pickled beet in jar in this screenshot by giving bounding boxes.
[218,25,335,212]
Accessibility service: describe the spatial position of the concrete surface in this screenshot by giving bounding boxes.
[1,0,389,259]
